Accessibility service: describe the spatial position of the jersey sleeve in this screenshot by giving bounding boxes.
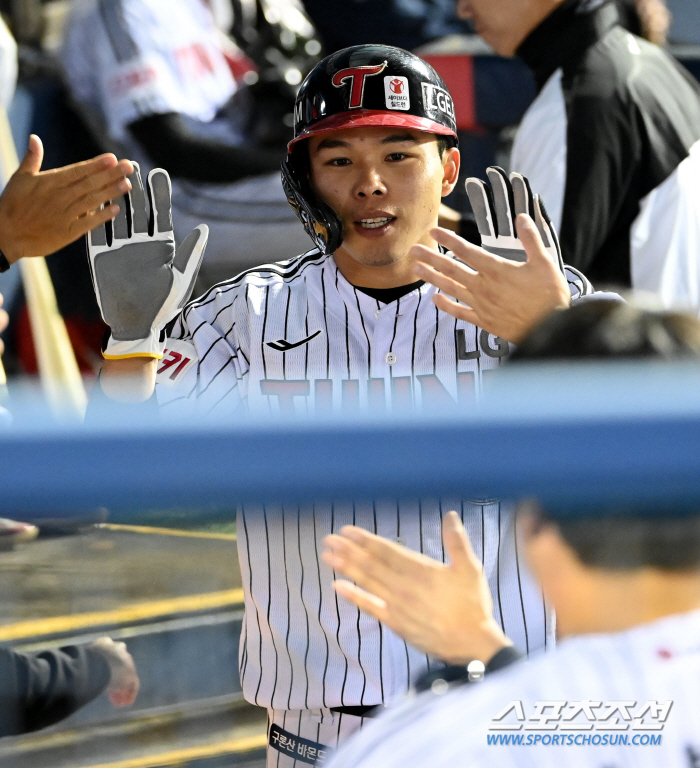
[155,288,249,420]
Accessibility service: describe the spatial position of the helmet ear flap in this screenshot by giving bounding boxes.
[281,150,344,255]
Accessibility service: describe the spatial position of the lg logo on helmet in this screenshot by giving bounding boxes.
[422,82,455,123]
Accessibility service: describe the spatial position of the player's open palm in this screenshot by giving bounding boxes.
[323,512,511,665]
[411,167,571,343]
[87,164,208,359]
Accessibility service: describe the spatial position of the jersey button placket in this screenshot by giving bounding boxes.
[385,352,397,365]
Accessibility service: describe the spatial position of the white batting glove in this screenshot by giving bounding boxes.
[466,166,565,273]
[87,164,208,360]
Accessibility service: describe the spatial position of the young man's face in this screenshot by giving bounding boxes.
[307,126,459,272]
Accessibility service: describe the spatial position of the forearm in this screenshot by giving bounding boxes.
[128,113,283,183]
[0,646,110,737]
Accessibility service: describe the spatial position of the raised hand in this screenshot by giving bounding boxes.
[323,512,511,665]
[88,164,208,359]
[411,168,571,343]
[0,135,134,263]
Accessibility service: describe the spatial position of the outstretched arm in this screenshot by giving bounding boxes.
[0,638,138,737]
[323,512,512,665]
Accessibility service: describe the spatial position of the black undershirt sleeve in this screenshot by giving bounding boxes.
[128,113,284,183]
[0,645,111,737]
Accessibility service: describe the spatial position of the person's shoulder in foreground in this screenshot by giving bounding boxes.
[327,608,700,768]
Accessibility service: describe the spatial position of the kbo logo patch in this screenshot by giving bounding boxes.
[384,76,410,111]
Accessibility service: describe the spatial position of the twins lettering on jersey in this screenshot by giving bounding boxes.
[158,319,509,410]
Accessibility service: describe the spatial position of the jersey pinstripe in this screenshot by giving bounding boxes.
[156,248,591,711]
[326,609,700,768]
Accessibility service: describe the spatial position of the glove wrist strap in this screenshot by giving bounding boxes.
[103,331,165,360]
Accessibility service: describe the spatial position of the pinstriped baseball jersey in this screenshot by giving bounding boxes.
[326,609,700,768]
[155,248,591,711]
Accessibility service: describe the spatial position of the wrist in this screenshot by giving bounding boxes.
[442,622,512,666]
[0,213,22,265]
[103,330,165,360]
[100,357,157,403]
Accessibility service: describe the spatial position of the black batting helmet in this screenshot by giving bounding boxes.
[281,44,459,254]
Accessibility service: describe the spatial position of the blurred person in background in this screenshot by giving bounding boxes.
[616,0,672,44]
[325,300,700,767]
[455,0,700,312]
[61,0,315,289]
[1,636,139,737]
[301,0,471,53]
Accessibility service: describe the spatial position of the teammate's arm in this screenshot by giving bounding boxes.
[323,512,512,665]
[0,135,133,265]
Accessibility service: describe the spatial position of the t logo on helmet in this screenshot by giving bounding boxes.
[332,62,387,109]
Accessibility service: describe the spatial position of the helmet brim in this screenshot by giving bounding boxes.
[288,109,458,153]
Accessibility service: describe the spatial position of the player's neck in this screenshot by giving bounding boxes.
[333,245,428,289]
[557,569,700,638]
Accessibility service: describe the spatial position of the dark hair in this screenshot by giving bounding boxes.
[534,511,700,571]
[516,301,700,571]
[436,136,450,158]
[510,300,700,363]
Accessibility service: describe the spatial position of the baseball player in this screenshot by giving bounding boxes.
[325,301,700,768]
[90,45,596,766]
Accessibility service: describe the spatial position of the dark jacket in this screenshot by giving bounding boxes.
[0,645,110,737]
[512,0,700,305]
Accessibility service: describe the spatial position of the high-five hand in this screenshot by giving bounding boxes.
[88,164,207,360]
[411,168,571,343]
[0,135,134,263]
[323,512,511,665]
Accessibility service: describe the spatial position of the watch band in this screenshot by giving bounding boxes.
[0,249,10,273]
